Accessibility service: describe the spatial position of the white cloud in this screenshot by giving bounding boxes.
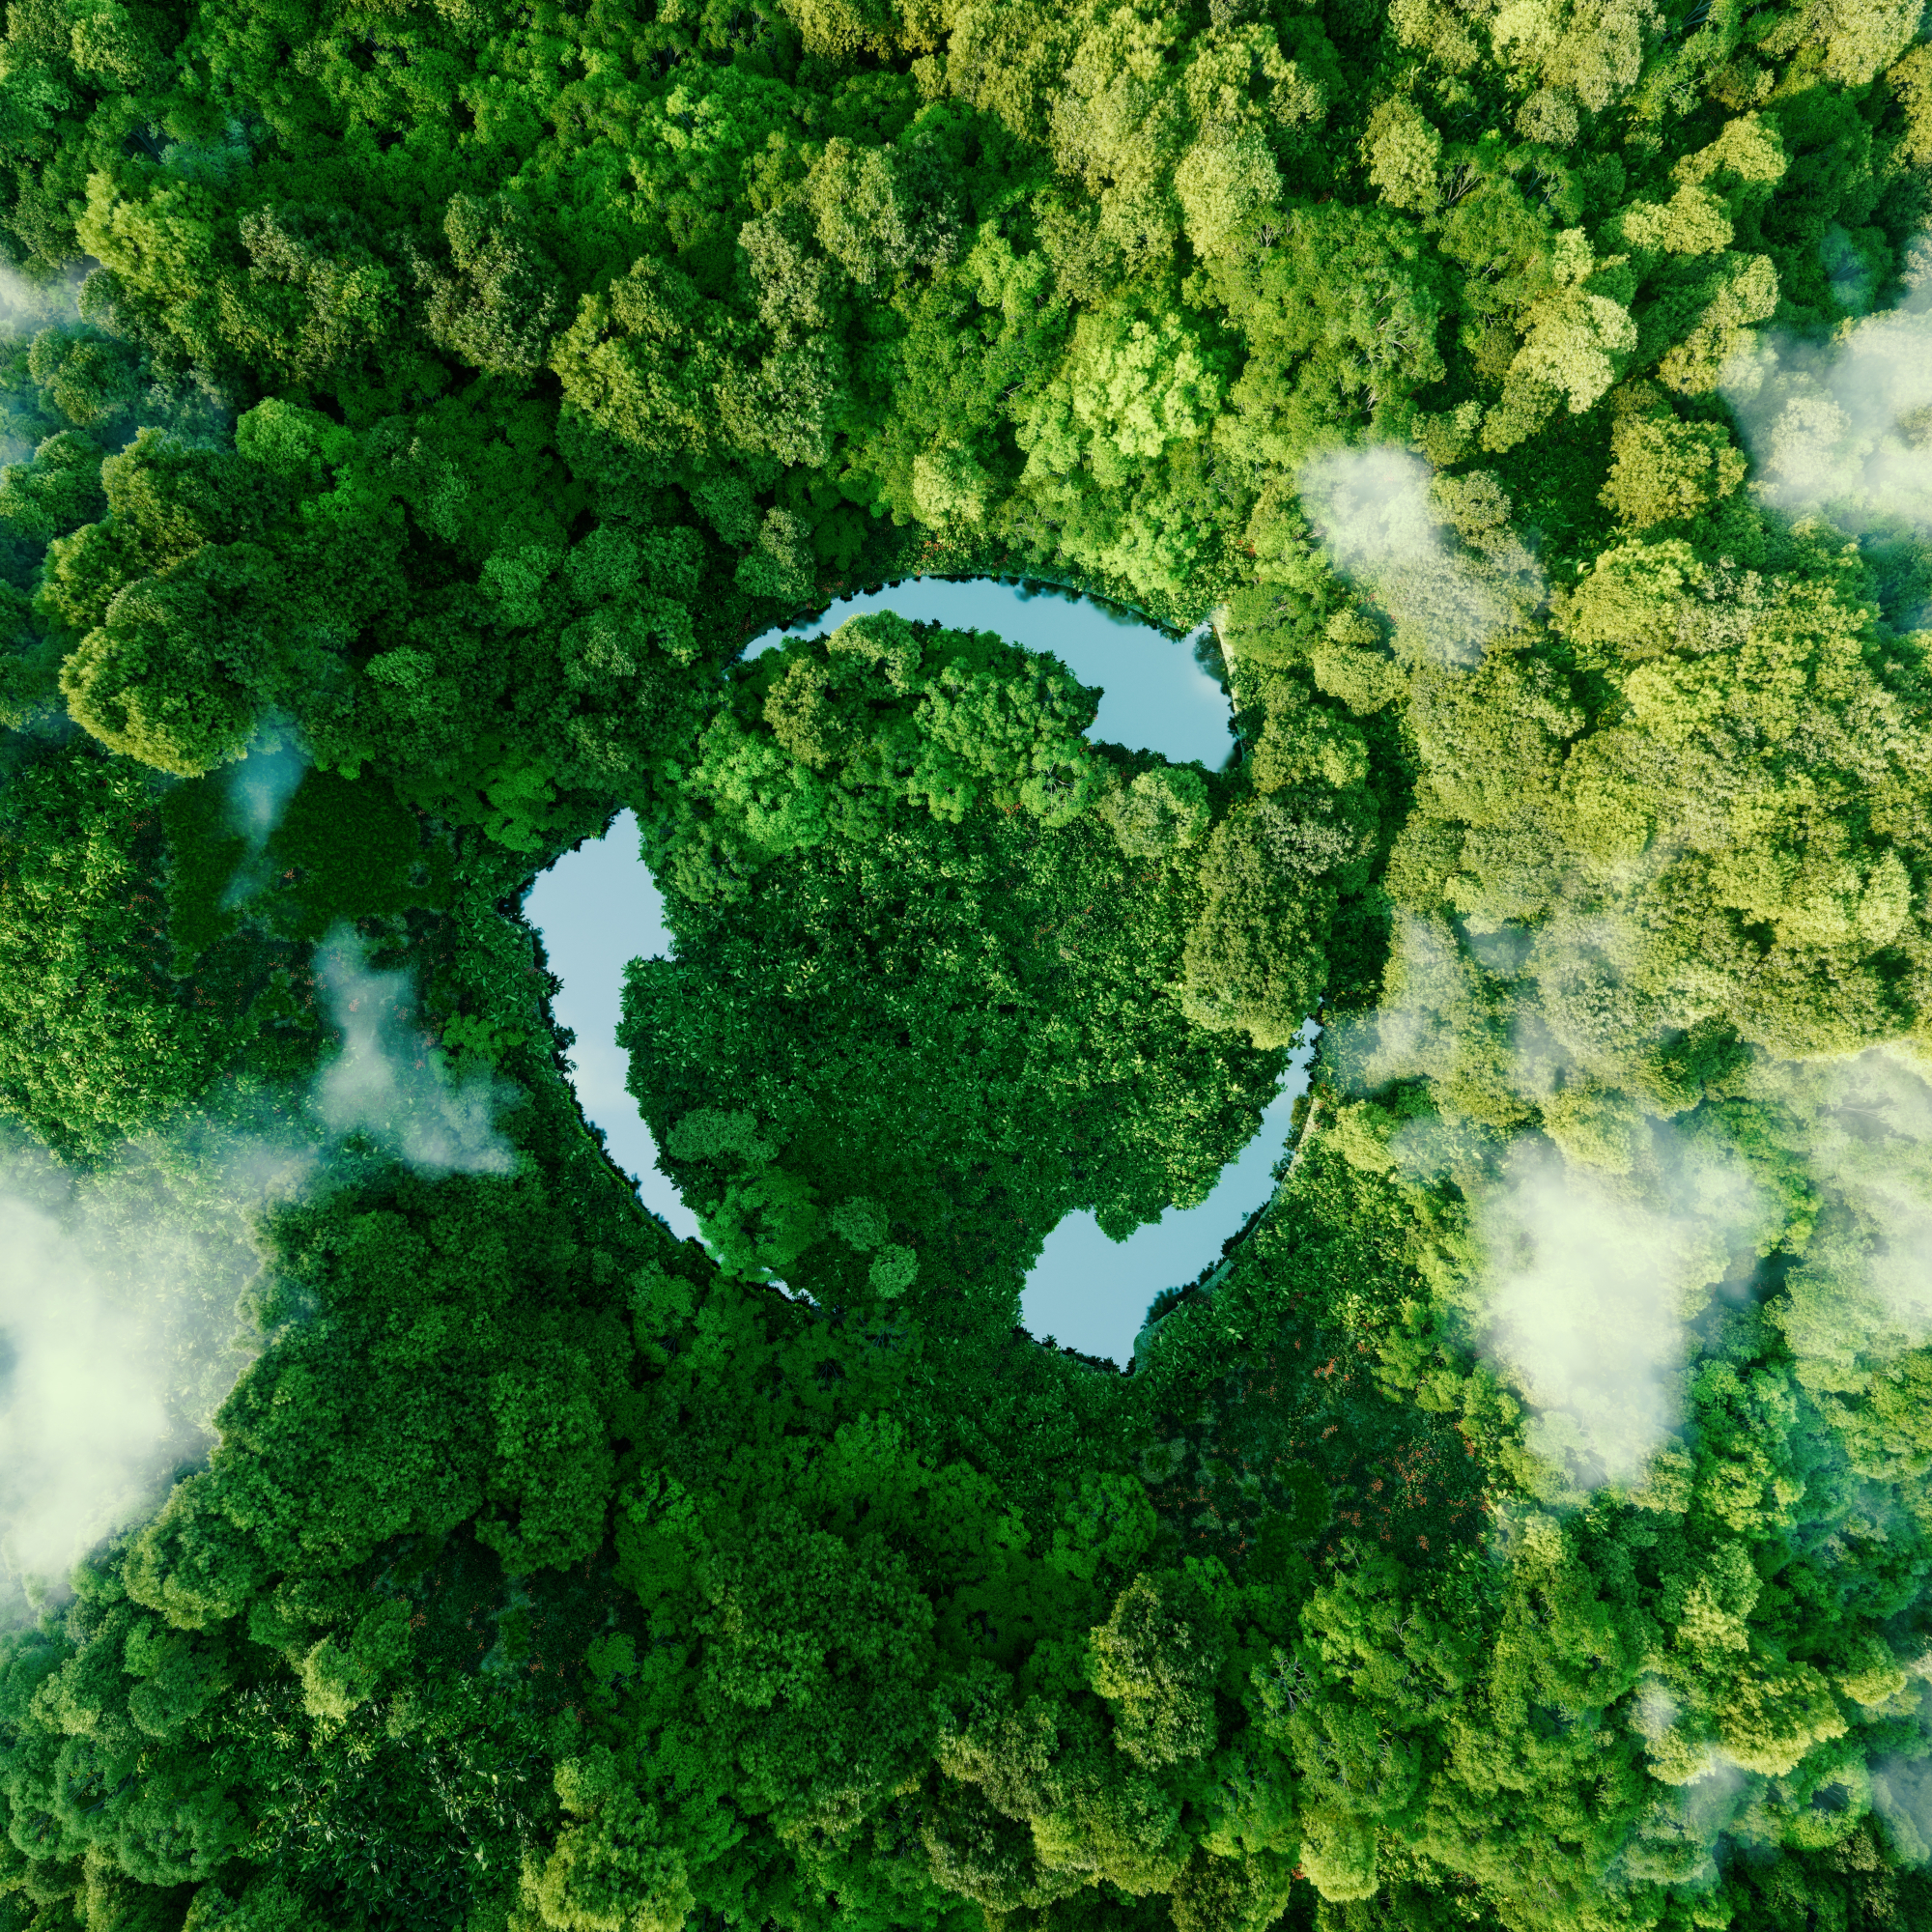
[1874,1752,1932,1865]
[1320,919,1770,1495]
[0,263,85,339]
[1297,447,1541,664]
[1723,236,1932,550]
[0,1197,175,1585]
[0,1128,309,1614]
[0,911,523,1612]
[219,735,308,909]
[1806,1049,1932,1340]
[1475,1131,1766,1492]
[1326,917,1932,1497]
[314,928,515,1177]
[1755,1046,1932,1358]
[0,267,85,466]
[1322,913,1474,1097]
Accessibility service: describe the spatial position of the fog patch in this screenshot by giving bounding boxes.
[1326,917,1932,1494]
[0,265,86,468]
[219,733,308,909]
[0,920,522,1615]
[1799,1047,1932,1341]
[0,263,85,339]
[1641,1754,1754,1887]
[1325,906,1710,1177]
[1750,1048,1932,1378]
[1723,236,1932,544]
[0,1127,309,1618]
[1475,1130,1766,1492]
[315,928,515,1176]
[1326,918,1772,1490]
[1874,1752,1932,1864]
[1298,447,1542,664]
[0,1199,177,1588]
[1322,914,1474,1095]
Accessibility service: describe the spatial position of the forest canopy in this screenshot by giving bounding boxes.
[2,0,1932,1928]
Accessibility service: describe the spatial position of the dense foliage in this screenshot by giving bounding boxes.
[1,0,1931,1926]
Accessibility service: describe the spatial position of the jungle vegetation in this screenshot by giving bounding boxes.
[1,0,1931,1927]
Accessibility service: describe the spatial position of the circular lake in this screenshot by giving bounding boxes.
[524,577,1313,1366]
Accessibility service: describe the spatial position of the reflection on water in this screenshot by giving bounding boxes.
[529,579,1287,1360]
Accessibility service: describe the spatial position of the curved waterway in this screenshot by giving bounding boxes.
[525,577,1310,1367]
[743,577,1235,770]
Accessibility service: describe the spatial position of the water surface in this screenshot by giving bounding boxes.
[750,577,1234,770]
[1023,1022,1320,1365]
[523,813,696,1241]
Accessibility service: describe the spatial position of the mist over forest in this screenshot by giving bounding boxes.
[2,0,1932,1927]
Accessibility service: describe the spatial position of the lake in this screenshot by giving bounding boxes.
[741,577,1236,770]
[524,577,1306,1366]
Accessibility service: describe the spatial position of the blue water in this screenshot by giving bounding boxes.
[523,812,698,1240]
[1022,1021,1319,1363]
[747,577,1236,771]
[528,580,1299,1365]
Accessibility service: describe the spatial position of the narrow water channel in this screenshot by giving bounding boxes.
[743,577,1236,770]
[524,813,696,1241]
[526,578,1305,1367]
[1025,1022,1320,1364]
